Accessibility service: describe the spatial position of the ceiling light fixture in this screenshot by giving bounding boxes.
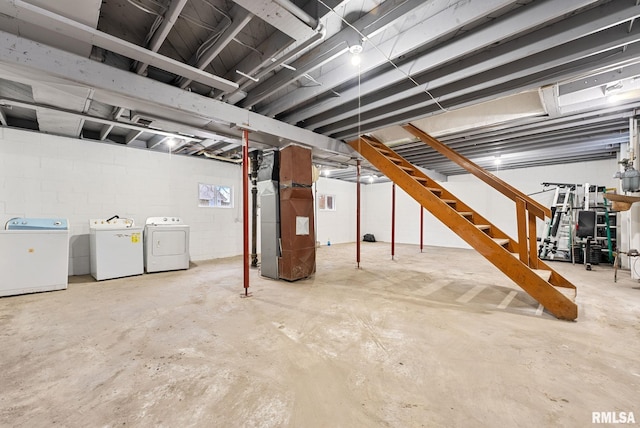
[604,80,624,94]
[349,44,363,66]
[236,70,259,82]
[494,155,501,165]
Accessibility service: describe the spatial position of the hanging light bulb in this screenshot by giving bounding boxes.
[349,44,363,66]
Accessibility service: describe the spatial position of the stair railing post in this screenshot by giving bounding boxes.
[516,197,528,265]
[528,208,539,269]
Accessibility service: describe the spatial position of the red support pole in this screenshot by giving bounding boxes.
[242,129,250,296]
[420,206,424,253]
[356,159,361,268]
[391,183,396,260]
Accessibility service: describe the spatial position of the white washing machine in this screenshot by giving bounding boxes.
[144,217,190,273]
[90,217,143,281]
[0,218,69,297]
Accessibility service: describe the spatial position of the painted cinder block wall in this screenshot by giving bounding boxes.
[0,127,622,275]
[0,128,358,276]
[0,127,244,275]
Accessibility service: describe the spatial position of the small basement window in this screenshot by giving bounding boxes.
[318,193,336,211]
[199,183,233,208]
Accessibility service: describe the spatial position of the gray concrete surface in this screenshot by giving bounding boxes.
[1,243,639,427]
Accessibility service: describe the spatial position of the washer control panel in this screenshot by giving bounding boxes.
[90,218,135,228]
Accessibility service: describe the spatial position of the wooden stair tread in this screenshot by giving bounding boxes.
[475,224,491,231]
[553,286,577,301]
[458,211,473,217]
[441,199,457,204]
[374,146,391,153]
[387,156,403,163]
[398,165,415,172]
[493,238,510,247]
[425,187,442,193]
[532,269,552,282]
[414,177,428,182]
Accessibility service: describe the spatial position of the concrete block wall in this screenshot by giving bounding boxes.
[0,125,621,274]
[0,127,244,275]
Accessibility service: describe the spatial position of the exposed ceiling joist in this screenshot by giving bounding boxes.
[0,30,351,156]
[0,0,239,93]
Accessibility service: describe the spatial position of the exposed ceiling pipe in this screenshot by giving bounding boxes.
[251,25,325,84]
[179,7,254,89]
[222,25,326,102]
[202,151,243,163]
[273,0,319,29]
[0,0,238,93]
[136,0,189,75]
[232,0,316,40]
[240,44,348,108]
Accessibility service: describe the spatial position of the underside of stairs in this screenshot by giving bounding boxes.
[348,126,578,321]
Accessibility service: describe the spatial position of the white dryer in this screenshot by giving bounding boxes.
[0,218,69,297]
[90,217,143,281]
[144,217,190,273]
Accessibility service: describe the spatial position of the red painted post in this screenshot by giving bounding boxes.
[242,129,250,296]
[391,183,396,260]
[356,159,361,268]
[420,206,424,253]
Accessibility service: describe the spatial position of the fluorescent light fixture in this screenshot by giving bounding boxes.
[604,80,623,94]
[236,70,259,82]
[494,155,501,165]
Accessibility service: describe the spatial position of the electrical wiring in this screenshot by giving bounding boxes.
[199,0,232,24]
[232,38,263,56]
[126,0,164,16]
[315,0,449,114]
[180,13,221,32]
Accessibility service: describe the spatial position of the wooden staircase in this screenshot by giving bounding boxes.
[348,125,578,321]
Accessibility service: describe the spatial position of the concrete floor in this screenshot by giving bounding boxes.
[1,242,639,427]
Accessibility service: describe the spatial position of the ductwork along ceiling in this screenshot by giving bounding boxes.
[0,0,639,178]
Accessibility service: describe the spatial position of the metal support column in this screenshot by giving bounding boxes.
[391,183,396,260]
[250,150,259,267]
[420,206,424,253]
[242,129,250,296]
[356,159,361,268]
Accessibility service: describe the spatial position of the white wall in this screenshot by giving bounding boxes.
[0,125,622,274]
[362,158,620,249]
[314,177,356,245]
[0,127,244,275]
